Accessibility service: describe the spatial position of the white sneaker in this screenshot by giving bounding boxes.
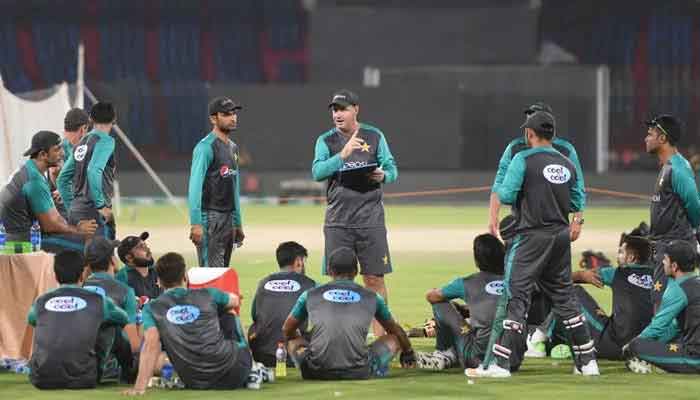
[416,350,455,371]
[574,359,600,376]
[626,357,653,374]
[525,330,547,358]
[465,363,511,378]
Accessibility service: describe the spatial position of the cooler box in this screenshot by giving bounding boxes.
[187,267,240,315]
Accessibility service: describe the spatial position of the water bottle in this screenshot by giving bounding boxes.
[30,220,41,251]
[0,220,6,254]
[275,342,287,378]
[161,363,173,381]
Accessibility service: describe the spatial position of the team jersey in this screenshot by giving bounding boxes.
[492,136,585,209]
[57,129,116,213]
[290,279,392,378]
[250,271,316,361]
[496,146,584,233]
[0,159,55,241]
[649,153,700,241]
[28,285,127,389]
[441,271,504,344]
[188,132,242,227]
[311,123,398,228]
[84,272,138,324]
[115,264,162,300]
[143,287,246,389]
[597,264,654,345]
[640,274,700,354]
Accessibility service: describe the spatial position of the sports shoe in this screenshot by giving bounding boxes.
[626,357,653,374]
[465,363,511,378]
[416,350,455,371]
[525,334,547,358]
[573,359,600,376]
[550,344,572,359]
[246,367,263,390]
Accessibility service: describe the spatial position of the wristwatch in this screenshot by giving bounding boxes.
[573,216,585,225]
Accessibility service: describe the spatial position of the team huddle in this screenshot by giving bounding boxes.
[1,89,699,393]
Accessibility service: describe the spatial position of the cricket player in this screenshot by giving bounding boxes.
[28,250,128,389]
[489,102,585,242]
[528,224,654,360]
[188,97,244,268]
[282,247,415,380]
[311,89,398,335]
[0,130,97,252]
[643,114,700,311]
[416,233,526,371]
[625,240,700,374]
[468,111,598,378]
[115,232,162,300]
[57,102,118,240]
[248,241,316,367]
[125,252,252,394]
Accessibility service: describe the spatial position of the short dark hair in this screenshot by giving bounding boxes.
[620,235,651,265]
[90,102,116,124]
[327,247,358,276]
[155,252,187,288]
[532,127,554,141]
[54,250,86,284]
[473,233,505,275]
[666,240,697,272]
[88,256,111,273]
[276,241,308,268]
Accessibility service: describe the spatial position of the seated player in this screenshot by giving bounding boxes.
[126,252,253,394]
[28,250,128,389]
[625,240,700,374]
[527,223,654,361]
[248,241,316,367]
[282,247,416,380]
[416,233,525,371]
[83,237,141,382]
[116,232,161,300]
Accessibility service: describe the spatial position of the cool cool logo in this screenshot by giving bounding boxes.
[83,286,106,297]
[323,289,361,303]
[73,145,88,162]
[542,164,571,184]
[45,296,87,312]
[485,280,505,296]
[628,274,653,289]
[166,305,201,325]
[264,279,301,293]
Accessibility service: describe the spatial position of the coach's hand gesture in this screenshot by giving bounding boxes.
[339,130,364,160]
[190,224,204,245]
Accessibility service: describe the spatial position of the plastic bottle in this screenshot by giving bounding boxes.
[275,341,287,378]
[30,220,41,251]
[0,220,6,254]
[161,363,173,381]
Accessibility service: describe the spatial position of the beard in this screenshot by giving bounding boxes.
[217,121,236,134]
[132,255,154,268]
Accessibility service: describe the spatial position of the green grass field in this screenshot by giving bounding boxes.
[4,204,699,399]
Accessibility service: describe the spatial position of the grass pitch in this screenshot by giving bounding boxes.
[4,204,697,399]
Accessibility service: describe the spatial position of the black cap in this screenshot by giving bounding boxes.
[328,89,359,108]
[521,110,555,133]
[23,130,61,156]
[328,246,358,271]
[84,237,120,265]
[645,114,681,144]
[64,108,90,131]
[208,97,242,115]
[524,101,553,115]
[117,232,149,264]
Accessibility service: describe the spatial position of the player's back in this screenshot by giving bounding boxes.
[251,271,316,365]
[30,286,105,389]
[463,271,504,343]
[511,147,577,233]
[608,265,654,345]
[69,131,116,210]
[677,276,700,353]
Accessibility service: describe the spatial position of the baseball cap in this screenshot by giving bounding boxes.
[328,89,359,108]
[521,110,555,133]
[117,232,149,264]
[85,237,120,265]
[523,101,553,115]
[64,108,90,131]
[327,246,358,272]
[645,114,681,144]
[208,97,242,115]
[23,130,62,156]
